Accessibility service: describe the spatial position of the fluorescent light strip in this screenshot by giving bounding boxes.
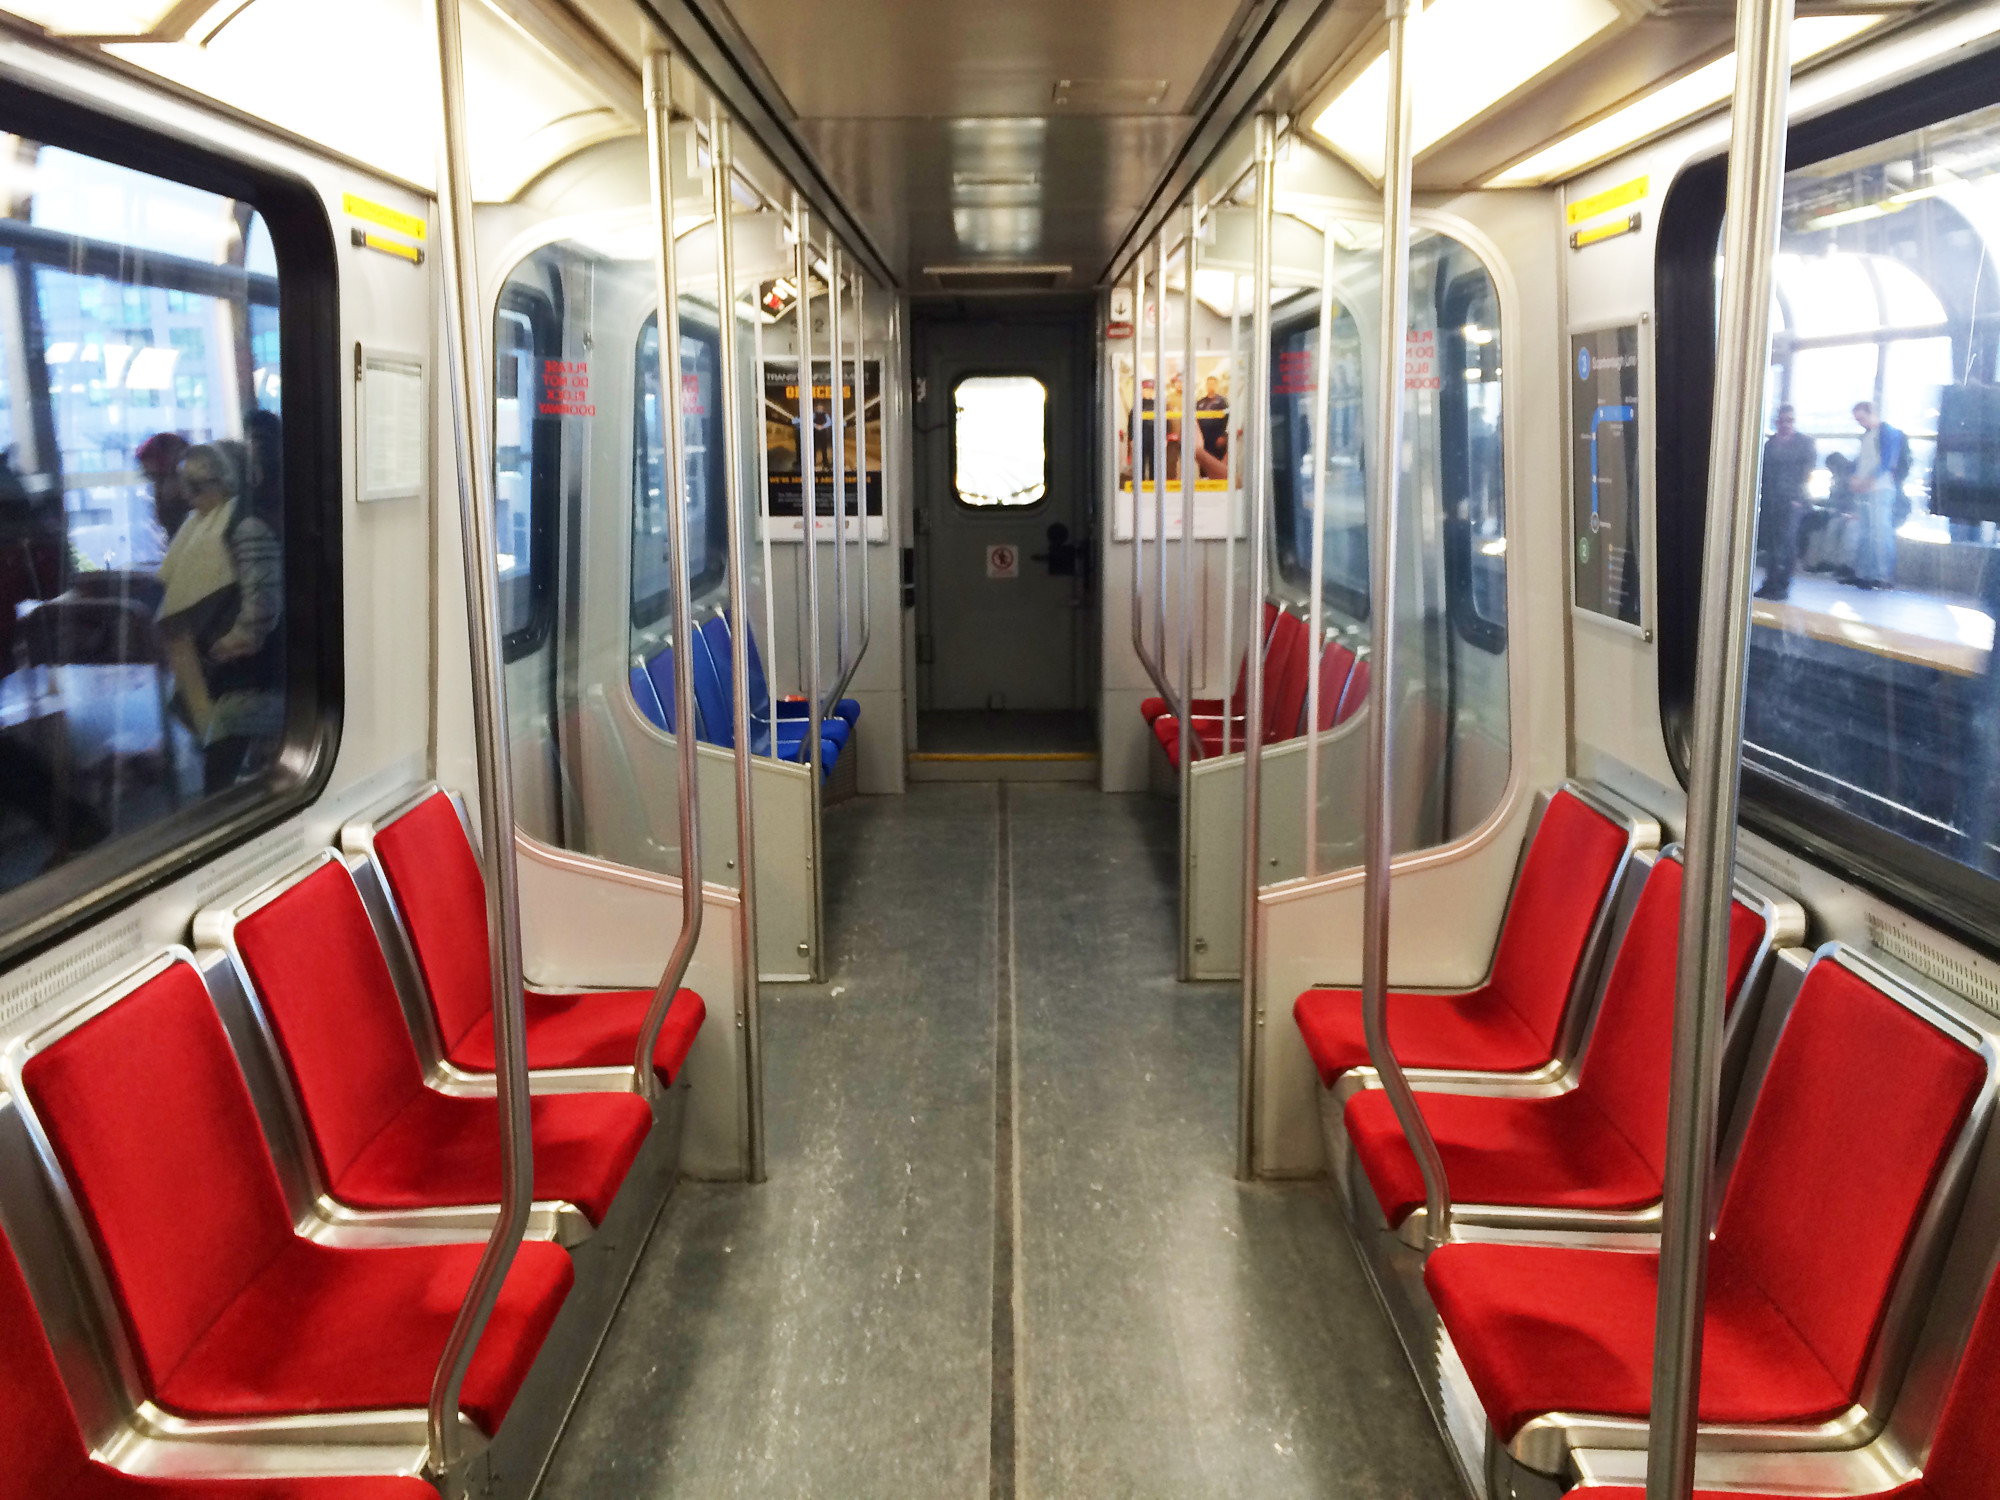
[1311,0,1623,180]
[1488,14,1884,187]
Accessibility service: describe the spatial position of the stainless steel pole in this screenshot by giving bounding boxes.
[711,106,765,1183]
[1222,276,1241,756]
[753,301,780,733]
[633,47,705,1106]
[1358,0,1451,1247]
[423,0,533,1476]
[1153,234,1171,703]
[1303,221,1336,878]
[833,272,869,704]
[828,252,849,715]
[1177,208,1198,789]
[1236,115,1275,1182]
[796,211,824,791]
[1648,4,1794,1495]
[1129,256,1152,698]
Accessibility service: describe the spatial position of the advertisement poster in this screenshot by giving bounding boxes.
[1112,351,1245,540]
[763,358,882,526]
[1570,325,1643,627]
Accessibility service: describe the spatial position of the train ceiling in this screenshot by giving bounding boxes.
[0,0,1953,289]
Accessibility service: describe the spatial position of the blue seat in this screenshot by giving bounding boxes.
[694,615,849,754]
[737,613,859,732]
[636,648,700,737]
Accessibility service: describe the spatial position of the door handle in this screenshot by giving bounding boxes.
[1031,521,1078,577]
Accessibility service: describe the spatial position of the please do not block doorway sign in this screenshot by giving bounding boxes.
[986,543,1020,579]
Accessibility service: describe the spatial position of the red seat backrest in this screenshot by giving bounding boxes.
[1234,601,1281,717]
[1261,609,1311,744]
[1923,1247,2000,1497]
[1313,642,1357,732]
[371,793,495,1054]
[1485,788,1630,1049]
[1712,959,1987,1403]
[234,862,428,1191]
[1335,658,1370,726]
[20,963,294,1398]
[1573,857,1767,1182]
[0,1222,91,1498]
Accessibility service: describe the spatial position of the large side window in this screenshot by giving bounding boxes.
[1442,262,1507,653]
[494,282,558,659]
[1269,294,1368,618]
[1660,75,2000,946]
[0,119,337,962]
[632,306,725,634]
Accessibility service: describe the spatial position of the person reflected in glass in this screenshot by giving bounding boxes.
[135,432,191,544]
[1755,404,1817,602]
[1849,401,1909,590]
[154,443,284,793]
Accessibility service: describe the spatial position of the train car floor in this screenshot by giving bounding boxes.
[539,785,1456,1499]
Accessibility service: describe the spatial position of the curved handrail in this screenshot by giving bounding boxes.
[422,0,535,1476]
[795,206,826,810]
[710,107,765,1183]
[1177,202,1199,831]
[828,251,850,714]
[831,270,870,706]
[1357,0,1451,1248]
[631,47,704,1105]
[1647,5,1795,1497]
[1128,254,1178,714]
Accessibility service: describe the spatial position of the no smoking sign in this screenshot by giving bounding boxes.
[986,544,1020,579]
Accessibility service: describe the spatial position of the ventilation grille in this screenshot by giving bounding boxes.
[1869,913,2000,1022]
[924,264,1071,293]
[0,920,143,1031]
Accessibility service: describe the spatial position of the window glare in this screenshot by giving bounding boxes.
[954,376,1046,506]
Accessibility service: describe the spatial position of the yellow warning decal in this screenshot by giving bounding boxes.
[343,192,427,243]
[1569,214,1642,250]
[1567,174,1648,227]
[351,229,424,264]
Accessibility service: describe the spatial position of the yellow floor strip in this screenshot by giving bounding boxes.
[908,752,1098,762]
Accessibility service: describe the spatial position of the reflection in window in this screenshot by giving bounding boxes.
[1270,297,1367,613]
[491,282,557,653]
[632,308,725,634]
[0,136,291,908]
[1742,98,2000,894]
[954,376,1046,506]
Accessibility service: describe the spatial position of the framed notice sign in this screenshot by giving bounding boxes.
[1569,325,1644,628]
[763,357,883,538]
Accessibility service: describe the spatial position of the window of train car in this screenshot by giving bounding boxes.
[1442,269,1507,653]
[493,284,558,659]
[0,117,337,963]
[953,375,1047,506]
[632,307,726,633]
[1661,75,2000,946]
[1270,293,1367,617]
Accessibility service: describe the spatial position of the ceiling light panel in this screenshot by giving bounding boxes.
[1312,0,1623,180]
[1487,14,1886,187]
[0,1,187,34]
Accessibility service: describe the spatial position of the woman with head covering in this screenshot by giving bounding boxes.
[154,442,285,792]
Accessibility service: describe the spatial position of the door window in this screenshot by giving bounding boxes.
[953,375,1047,506]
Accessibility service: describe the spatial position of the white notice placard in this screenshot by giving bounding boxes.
[360,350,425,502]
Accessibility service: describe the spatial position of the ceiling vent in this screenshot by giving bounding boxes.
[925,264,1072,293]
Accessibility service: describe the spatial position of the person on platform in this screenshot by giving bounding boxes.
[1848,400,1909,590]
[1755,404,1817,601]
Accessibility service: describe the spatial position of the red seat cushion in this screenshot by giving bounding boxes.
[0,1221,441,1500]
[152,1236,569,1433]
[454,987,707,1084]
[234,862,653,1223]
[19,962,570,1434]
[1312,642,1357,732]
[1293,787,1630,1084]
[372,793,706,1082]
[1427,955,1987,1442]
[1347,859,1766,1225]
[1261,610,1311,743]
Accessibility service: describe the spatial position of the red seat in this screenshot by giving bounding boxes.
[1293,786,1632,1085]
[1260,608,1312,744]
[1335,657,1369,724]
[369,793,705,1083]
[233,861,652,1224]
[1427,955,1988,1444]
[20,962,571,1433]
[1312,641,1358,732]
[0,1219,440,1500]
[1347,857,1767,1226]
[1147,602,1277,753]
[1584,1193,2000,1500]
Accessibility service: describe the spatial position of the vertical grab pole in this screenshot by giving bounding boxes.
[1648,4,1794,1495]
[1358,0,1451,1247]
[1129,256,1151,698]
[1302,223,1336,878]
[633,48,704,1103]
[833,274,870,703]
[755,306,780,746]
[1153,235,1171,702]
[423,0,533,1476]
[1236,115,1276,1182]
[797,214,827,979]
[711,107,765,1183]
[1177,205,1198,827]
[1221,275,1241,757]
[828,253,849,715]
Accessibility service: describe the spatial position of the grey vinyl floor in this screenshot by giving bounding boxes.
[538,785,1457,1499]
